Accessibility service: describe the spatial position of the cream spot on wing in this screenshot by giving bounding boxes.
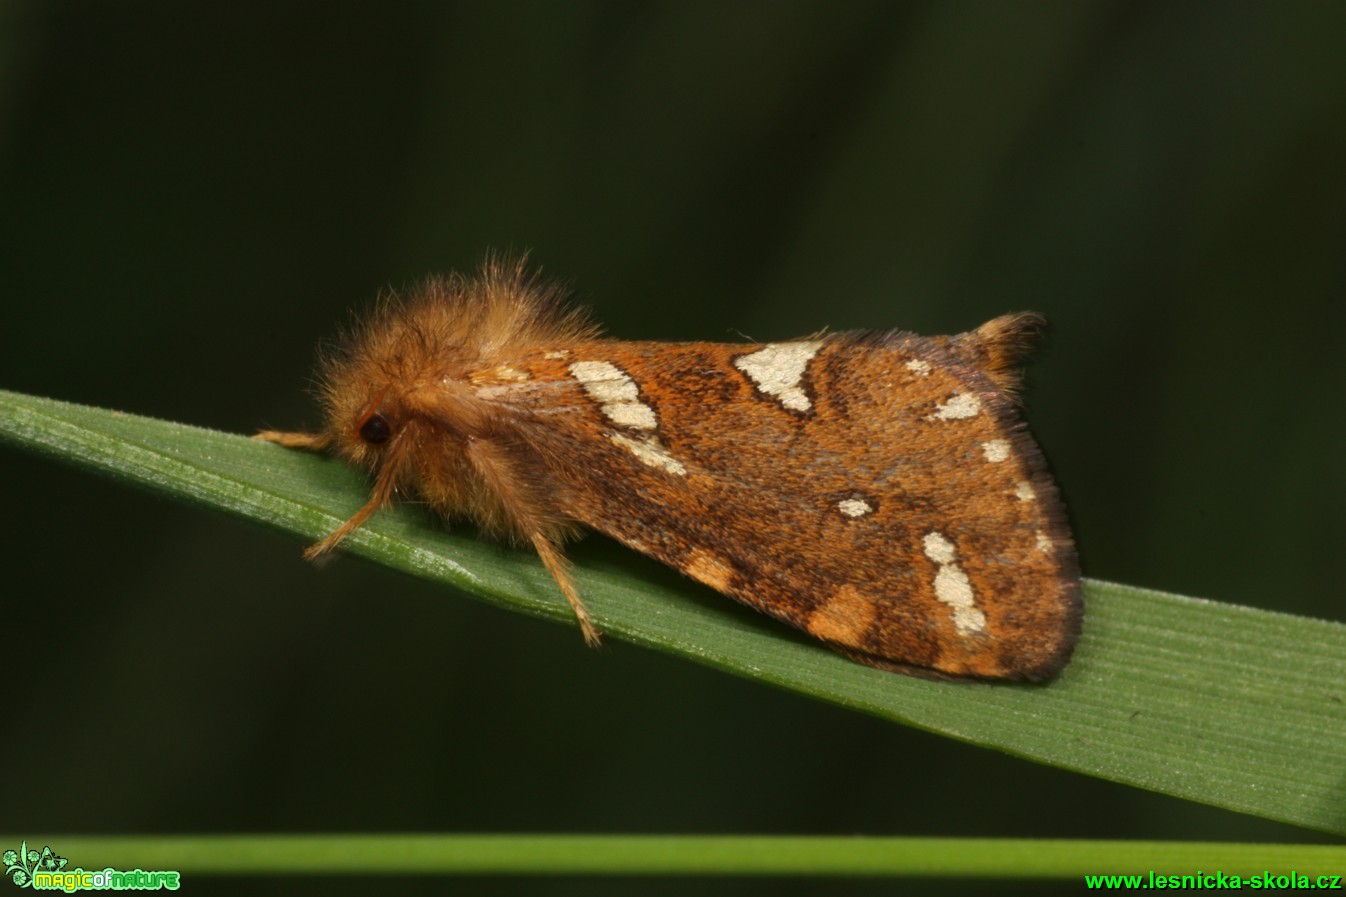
[570,361,637,403]
[733,341,823,412]
[837,498,873,518]
[544,350,571,360]
[806,585,877,646]
[604,402,657,430]
[921,531,986,636]
[1016,481,1037,502]
[981,439,1011,463]
[928,392,982,421]
[609,433,687,476]
[905,358,932,376]
[686,549,735,591]
[570,360,659,431]
[1036,531,1053,553]
[921,532,956,565]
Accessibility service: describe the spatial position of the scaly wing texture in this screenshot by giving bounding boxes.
[493,325,1080,681]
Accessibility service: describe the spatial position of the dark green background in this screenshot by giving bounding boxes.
[3,1,1343,893]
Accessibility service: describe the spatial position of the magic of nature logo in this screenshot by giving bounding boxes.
[3,841,179,891]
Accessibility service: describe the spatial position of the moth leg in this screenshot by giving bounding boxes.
[302,490,387,561]
[304,449,402,559]
[464,436,601,647]
[253,430,332,451]
[531,534,601,647]
[255,429,380,557]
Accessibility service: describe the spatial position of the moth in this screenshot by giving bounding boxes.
[257,258,1081,680]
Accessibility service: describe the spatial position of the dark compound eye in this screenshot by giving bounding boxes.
[359,412,392,445]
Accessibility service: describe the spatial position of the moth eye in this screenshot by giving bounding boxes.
[358,412,392,445]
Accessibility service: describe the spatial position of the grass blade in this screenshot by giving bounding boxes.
[4,834,1343,878]
[2,388,1344,836]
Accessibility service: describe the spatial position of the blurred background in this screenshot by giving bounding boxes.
[2,1,1343,894]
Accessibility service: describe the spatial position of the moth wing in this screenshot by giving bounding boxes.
[515,324,1080,681]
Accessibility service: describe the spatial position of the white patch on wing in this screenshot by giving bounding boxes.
[570,360,659,431]
[734,341,824,412]
[981,439,1011,463]
[921,531,987,636]
[837,498,873,518]
[603,402,657,430]
[609,433,687,476]
[922,532,957,565]
[928,392,982,421]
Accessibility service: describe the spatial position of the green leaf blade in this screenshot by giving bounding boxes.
[3,388,1344,835]
[5,834,1345,878]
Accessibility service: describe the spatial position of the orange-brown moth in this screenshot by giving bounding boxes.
[257,258,1081,680]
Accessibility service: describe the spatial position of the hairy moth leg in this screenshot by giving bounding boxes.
[254,429,392,559]
[254,429,331,450]
[465,436,601,646]
[530,533,600,648]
